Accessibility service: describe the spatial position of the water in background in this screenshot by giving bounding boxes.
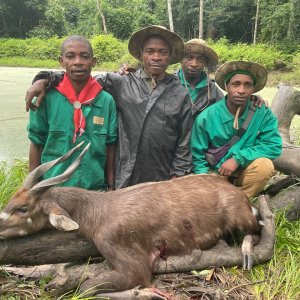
[0,67,49,162]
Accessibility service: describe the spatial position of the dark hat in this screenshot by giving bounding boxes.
[215,60,268,92]
[128,25,184,64]
[184,39,219,66]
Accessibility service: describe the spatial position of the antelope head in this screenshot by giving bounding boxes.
[0,142,90,239]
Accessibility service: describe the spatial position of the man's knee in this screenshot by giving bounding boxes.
[248,158,274,179]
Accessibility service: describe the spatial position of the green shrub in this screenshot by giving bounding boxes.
[0,39,28,57]
[25,38,62,60]
[211,38,291,71]
[92,34,127,63]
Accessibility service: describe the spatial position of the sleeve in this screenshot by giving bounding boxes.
[190,114,210,174]
[169,96,193,176]
[32,71,65,90]
[106,96,118,145]
[27,101,48,145]
[93,73,121,100]
[232,110,282,167]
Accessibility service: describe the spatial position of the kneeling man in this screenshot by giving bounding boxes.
[191,60,282,199]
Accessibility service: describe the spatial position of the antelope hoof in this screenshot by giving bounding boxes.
[243,253,254,270]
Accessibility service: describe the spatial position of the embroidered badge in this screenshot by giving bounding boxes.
[93,116,104,125]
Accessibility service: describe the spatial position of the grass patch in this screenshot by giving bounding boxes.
[0,57,60,69]
[0,160,28,209]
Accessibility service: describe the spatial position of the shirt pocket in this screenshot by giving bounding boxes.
[44,128,68,159]
[92,125,108,157]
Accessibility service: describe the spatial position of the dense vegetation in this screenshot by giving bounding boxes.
[1,0,299,46]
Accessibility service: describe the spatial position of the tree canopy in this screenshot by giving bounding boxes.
[0,0,299,47]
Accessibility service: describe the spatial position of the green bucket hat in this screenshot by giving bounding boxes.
[128,25,184,64]
[215,60,268,93]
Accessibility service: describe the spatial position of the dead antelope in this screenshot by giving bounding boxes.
[0,143,262,296]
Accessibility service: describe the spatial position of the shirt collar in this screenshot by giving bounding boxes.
[220,96,250,124]
[178,69,207,89]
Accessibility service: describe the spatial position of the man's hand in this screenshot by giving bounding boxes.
[117,63,136,75]
[25,79,49,112]
[251,94,269,108]
[218,158,239,176]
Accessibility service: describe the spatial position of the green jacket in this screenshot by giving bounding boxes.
[28,88,118,190]
[191,97,282,174]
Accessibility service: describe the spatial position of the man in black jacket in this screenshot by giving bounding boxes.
[25,26,193,189]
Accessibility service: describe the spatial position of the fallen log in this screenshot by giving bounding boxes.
[271,83,300,177]
[2,195,275,298]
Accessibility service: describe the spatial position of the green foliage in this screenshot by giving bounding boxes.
[0,160,28,209]
[105,8,135,40]
[211,38,292,70]
[249,213,300,299]
[91,34,127,63]
[0,38,62,60]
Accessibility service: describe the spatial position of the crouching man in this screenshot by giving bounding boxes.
[191,60,282,199]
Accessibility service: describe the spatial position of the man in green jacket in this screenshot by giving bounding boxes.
[176,39,224,118]
[191,60,282,199]
[28,35,118,191]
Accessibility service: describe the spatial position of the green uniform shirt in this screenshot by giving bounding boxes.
[191,97,282,174]
[28,89,118,190]
[178,69,207,102]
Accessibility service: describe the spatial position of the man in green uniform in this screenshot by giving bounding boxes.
[176,39,224,118]
[191,60,282,199]
[28,35,118,191]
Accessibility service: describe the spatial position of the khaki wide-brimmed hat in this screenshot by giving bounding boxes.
[128,25,184,64]
[215,60,268,93]
[184,39,219,67]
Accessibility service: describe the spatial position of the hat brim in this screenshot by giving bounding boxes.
[215,61,268,93]
[128,26,184,64]
[184,44,218,66]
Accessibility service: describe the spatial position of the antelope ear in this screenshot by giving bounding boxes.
[49,213,79,231]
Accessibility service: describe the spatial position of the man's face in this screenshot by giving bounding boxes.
[181,53,207,80]
[226,74,255,107]
[59,41,96,84]
[141,36,171,77]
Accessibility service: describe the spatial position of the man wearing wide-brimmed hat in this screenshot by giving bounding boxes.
[176,39,224,118]
[25,26,193,189]
[191,60,282,199]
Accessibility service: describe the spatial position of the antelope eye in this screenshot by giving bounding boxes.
[15,206,28,214]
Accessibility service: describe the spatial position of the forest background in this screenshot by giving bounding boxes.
[0,1,300,299]
[0,0,300,85]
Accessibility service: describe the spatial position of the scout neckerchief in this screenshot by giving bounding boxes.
[56,74,103,143]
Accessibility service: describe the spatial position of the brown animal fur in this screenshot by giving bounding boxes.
[0,174,260,295]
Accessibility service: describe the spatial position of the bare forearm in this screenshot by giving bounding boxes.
[105,144,116,190]
[29,143,43,172]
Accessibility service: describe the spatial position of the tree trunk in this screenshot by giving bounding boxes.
[199,0,204,39]
[96,0,107,34]
[287,0,295,40]
[253,0,260,45]
[167,0,174,32]
[271,83,300,177]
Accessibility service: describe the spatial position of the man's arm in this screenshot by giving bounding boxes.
[25,71,65,112]
[232,109,282,167]
[169,96,193,177]
[190,114,211,174]
[29,142,43,172]
[25,71,121,111]
[105,144,116,191]
[105,95,118,190]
